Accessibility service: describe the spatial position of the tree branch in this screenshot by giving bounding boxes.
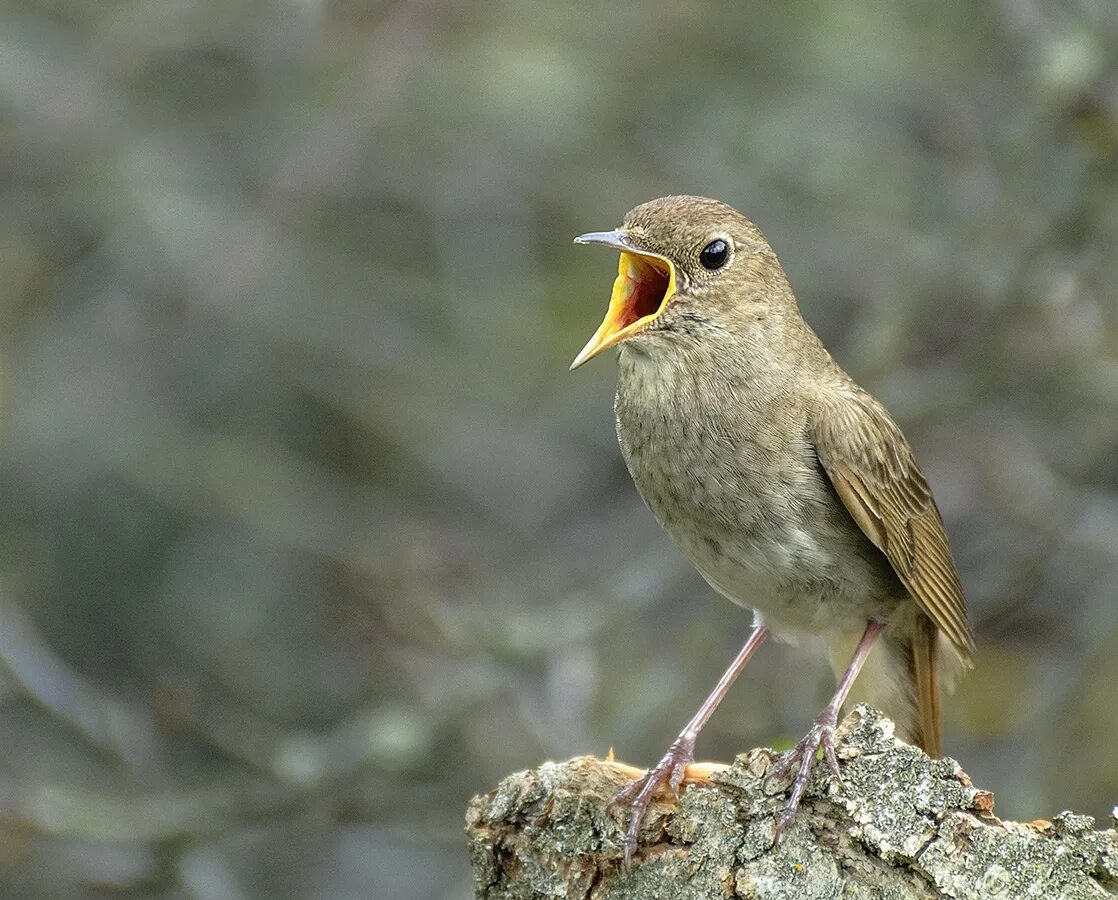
[466,706,1118,899]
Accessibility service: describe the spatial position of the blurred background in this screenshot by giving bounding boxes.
[1,0,1116,897]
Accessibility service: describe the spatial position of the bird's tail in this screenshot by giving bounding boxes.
[908,612,941,755]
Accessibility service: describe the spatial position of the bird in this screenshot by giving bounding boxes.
[569,195,975,861]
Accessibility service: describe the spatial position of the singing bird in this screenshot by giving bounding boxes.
[570,196,974,859]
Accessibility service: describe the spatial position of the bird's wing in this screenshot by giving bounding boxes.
[809,390,975,664]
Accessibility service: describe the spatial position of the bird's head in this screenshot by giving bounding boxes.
[570,195,796,369]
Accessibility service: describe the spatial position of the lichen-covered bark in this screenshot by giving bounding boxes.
[466,706,1118,899]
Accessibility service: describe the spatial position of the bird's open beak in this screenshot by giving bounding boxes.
[570,230,677,370]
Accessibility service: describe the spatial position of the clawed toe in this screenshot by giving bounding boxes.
[612,738,695,863]
[768,709,842,837]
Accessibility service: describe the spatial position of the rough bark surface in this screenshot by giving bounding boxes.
[466,706,1118,899]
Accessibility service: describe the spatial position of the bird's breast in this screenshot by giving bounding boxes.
[613,351,897,631]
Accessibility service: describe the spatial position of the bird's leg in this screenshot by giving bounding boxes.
[612,624,767,862]
[770,619,885,835]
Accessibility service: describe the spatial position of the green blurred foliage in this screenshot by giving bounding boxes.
[0,0,1116,896]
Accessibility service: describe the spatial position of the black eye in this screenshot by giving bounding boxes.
[699,238,729,270]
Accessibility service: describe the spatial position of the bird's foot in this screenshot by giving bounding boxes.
[768,705,840,837]
[611,736,695,863]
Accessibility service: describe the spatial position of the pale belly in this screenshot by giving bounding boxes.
[655,477,899,638]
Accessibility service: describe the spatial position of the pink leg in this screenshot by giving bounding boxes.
[771,619,885,835]
[613,624,768,862]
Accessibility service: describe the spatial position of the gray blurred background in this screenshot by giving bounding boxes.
[1,0,1116,897]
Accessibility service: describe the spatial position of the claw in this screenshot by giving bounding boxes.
[769,707,840,839]
[611,736,695,863]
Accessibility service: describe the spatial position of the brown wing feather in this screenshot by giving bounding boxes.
[811,390,975,665]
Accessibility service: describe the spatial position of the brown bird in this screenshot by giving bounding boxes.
[570,196,974,860]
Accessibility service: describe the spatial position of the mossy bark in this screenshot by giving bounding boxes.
[466,706,1118,899]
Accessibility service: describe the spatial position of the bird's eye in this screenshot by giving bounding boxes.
[699,238,730,270]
